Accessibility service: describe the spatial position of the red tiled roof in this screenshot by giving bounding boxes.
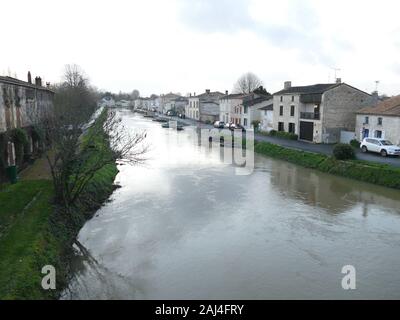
[357,95,400,116]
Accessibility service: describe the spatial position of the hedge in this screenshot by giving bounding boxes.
[254,140,400,189]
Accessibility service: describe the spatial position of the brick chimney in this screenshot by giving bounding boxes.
[284,81,292,89]
[336,78,342,84]
[205,89,210,94]
[225,90,228,95]
[27,71,32,84]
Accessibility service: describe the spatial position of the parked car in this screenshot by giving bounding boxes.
[228,123,246,132]
[213,121,225,129]
[360,138,400,157]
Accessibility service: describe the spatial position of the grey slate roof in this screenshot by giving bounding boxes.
[0,76,54,93]
[243,95,272,107]
[258,104,273,111]
[274,83,339,95]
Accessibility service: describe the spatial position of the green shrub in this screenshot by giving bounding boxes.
[10,128,28,146]
[275,131,298,140]
[251,120,260,131]
[333,143,356,160]
[269,130,277,136]
[350,139,360,149]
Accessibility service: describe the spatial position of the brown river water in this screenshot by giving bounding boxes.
[63,109,400,299]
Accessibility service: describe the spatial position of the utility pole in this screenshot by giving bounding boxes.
[332,67,341,80]
[375,80,380,93]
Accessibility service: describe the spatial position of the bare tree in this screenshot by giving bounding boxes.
[233,72,263,94]
[131,90,140,100]
[31,64,147,208]
[64,64,88,88]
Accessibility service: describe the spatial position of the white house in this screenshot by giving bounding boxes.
[101,96,115,107]
[355,95,400,145]
[258,102,274,132]
[115,99,131,108]
[241,94,272,129]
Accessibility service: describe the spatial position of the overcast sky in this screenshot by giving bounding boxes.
[1,0,400,97]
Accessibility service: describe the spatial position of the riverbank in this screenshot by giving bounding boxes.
[254,140,400,189]
[0,112,119,299]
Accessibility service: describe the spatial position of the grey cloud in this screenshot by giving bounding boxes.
[178,0,254,33]
[178,0,351,66]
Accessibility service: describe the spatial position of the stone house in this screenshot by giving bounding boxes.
[165,96,188,115]
[159,93,181,114]
[186,89,225,121]
[272,81,376,143]
[355,95,400,145]
[0,73,54,176]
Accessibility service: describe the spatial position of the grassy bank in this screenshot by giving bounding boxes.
[0,113,118,299]
[254,140,400,189]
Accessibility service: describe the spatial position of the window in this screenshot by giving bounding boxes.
[375,130,382,138]
[280,96,283,102]
[244,106,248,114]
[364,116,369,124]
[289,123,295,134]
[244,118,248,126]
[378,117,383,125]
[290,105,295,117]
[278,122,284,132]
[292,96,294,102]
[279,106,284,116]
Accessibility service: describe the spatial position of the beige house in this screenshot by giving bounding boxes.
[355,95,400,145]
[219,93,247,125]
[272,81,376,143]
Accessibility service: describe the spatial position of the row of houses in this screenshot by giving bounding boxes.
[124,78,400,146]
[163,80,399,145]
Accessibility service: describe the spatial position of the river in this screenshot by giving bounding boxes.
[63,109,400,299]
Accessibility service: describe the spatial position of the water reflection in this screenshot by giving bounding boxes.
[265,158,400,217]
[64,110,400,300]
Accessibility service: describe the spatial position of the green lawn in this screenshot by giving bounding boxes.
[0,180,60,299]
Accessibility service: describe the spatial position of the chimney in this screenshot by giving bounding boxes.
[35,77,39,86]
[27,71,32,84]
[284,81,292,89]
[205,89,210,94]
[46,82,50,88]
[194,92,196,96]
[225,90,228,95]
[190,93,192,97]
[336,78,342,84]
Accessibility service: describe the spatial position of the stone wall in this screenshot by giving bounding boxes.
[321,84,375,143]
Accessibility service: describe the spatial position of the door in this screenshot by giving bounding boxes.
[300,121,313,141]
